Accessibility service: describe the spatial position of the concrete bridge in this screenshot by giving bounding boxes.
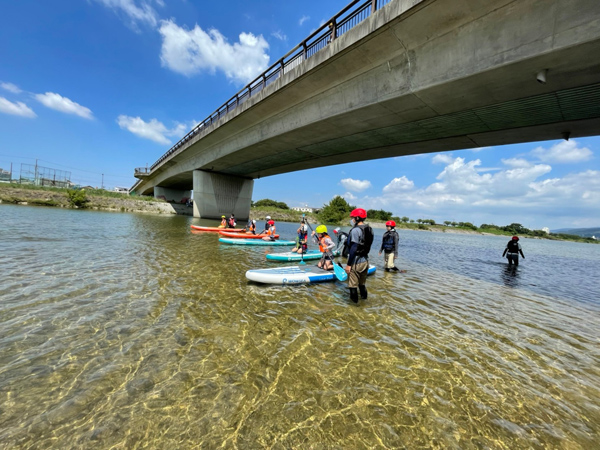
[131,0,600,219]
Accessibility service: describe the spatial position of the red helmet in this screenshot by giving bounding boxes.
[350,208,367,219]
[512,236,519,241]
[386,220,396,227]
[268,220,275,225]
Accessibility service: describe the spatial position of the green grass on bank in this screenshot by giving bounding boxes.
[0,182,162,202]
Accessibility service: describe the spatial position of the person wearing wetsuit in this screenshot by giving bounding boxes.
[502,236,525,266]
[379,220,400,272]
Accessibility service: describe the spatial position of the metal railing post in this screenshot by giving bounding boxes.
[371,0,377,13]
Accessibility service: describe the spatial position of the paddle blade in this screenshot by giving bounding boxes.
[333,263,348,281]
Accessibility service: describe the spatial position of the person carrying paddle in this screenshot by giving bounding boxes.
[345,208,374,303]
[379,220,400,272]
[312,225,336,270]
[262,220,276,241]
[291,218,309,253]
[502,236,525,266]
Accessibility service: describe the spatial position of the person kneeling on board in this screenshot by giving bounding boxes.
[312,225,336,270]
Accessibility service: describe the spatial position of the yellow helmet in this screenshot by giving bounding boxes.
[221,215,226,218]
[316,225,327,234]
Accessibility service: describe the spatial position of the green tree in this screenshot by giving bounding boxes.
[401,216,409,223]
[254,198,289,209]
[444,221,451,226]
[318,196,354,224]
[66,189,90,208]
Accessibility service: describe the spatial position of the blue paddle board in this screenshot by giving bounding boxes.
[265,250,340,261]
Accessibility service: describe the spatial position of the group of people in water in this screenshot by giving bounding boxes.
[218,208,525,302]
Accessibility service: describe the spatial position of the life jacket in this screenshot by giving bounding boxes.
[335,231,349,257]
[507,240,520,253]
[382,230,397,251]
[249,223,256,233]
[268,225,276,236]
[220,218,227,227]
[228,217,236,227]
[353,224,374,258]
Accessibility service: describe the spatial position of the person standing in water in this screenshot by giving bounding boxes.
[345,208,374,303]
[379,220,400,272]
[502,236,525,266]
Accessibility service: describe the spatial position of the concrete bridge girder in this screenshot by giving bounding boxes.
[134,0,600,217]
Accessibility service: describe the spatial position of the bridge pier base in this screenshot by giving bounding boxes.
[192,170,254,220]
[154,186,191,203]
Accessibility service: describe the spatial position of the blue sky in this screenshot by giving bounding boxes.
[1,0,599,230]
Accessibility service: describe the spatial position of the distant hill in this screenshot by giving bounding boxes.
[551,227,600,237]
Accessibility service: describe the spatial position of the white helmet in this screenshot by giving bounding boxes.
[265,216,271,220]
[252,220,256,224]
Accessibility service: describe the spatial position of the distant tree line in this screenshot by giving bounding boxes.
[252,198,289,209]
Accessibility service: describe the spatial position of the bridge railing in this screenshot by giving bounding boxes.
[148,0,393,173]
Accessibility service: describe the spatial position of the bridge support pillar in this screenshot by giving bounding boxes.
[192,170,254,220]
[154,186,191,203]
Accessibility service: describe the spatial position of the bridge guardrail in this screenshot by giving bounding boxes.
[147,0,392,174]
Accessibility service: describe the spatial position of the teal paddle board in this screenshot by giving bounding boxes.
[265,250,340,261]
[219,238,296,246]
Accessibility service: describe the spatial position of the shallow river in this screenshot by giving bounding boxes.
[1,204,599,449]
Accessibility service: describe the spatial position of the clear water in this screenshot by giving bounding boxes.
[1,204,599,449]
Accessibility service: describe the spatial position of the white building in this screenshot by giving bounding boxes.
[292,206,314,213]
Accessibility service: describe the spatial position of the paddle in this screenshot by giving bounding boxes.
[298,215,307,265]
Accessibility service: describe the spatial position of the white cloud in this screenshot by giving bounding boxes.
[342,191,357,201]
[93,0,159,30]
[340,178,371,192]
[432,153,454,164]
[271,30,287,41]
[35,92,93,119]
[1,82,22,94]
[342,152,600,228]
[0,97,36,118]
[383,176,414,193]
[531,140,592,163]
[159,20,270,84]
[117,115,189,145]
[299,15,310,26]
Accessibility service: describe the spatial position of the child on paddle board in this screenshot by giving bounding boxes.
[219,215,227,228]
[292,218,309,253]
[228,214,236,228]
[262,220,276,241]
[379,220,401,272]
[312,225,336,270]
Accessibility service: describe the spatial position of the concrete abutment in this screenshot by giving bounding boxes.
[192,170,253,220]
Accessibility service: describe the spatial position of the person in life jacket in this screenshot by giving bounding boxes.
[228,214,236,228]
[333,228,349,258]
[379,220,400,272]
[312,225,336,270]
[291,218,309,253]
[219,215,227,228]
[502,236,525,266]
[345,208,374,303]
[262,220,276,241]
[262,216,272,234]
[246,219,256,234]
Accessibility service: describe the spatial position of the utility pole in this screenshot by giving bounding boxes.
[35,158,38,185]
[101,174,104,190]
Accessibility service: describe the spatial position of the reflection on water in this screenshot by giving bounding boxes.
[1,205,599,448]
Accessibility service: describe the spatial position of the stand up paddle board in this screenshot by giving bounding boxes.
[190,225,245,232]
[218,231,279,239]
[219,238,296,246]
[246,265,376,284]
[265,250,339,262]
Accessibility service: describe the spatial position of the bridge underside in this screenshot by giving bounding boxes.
[133,0,600,220]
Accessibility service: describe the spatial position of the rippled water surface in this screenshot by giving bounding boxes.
[1,205,599,449]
